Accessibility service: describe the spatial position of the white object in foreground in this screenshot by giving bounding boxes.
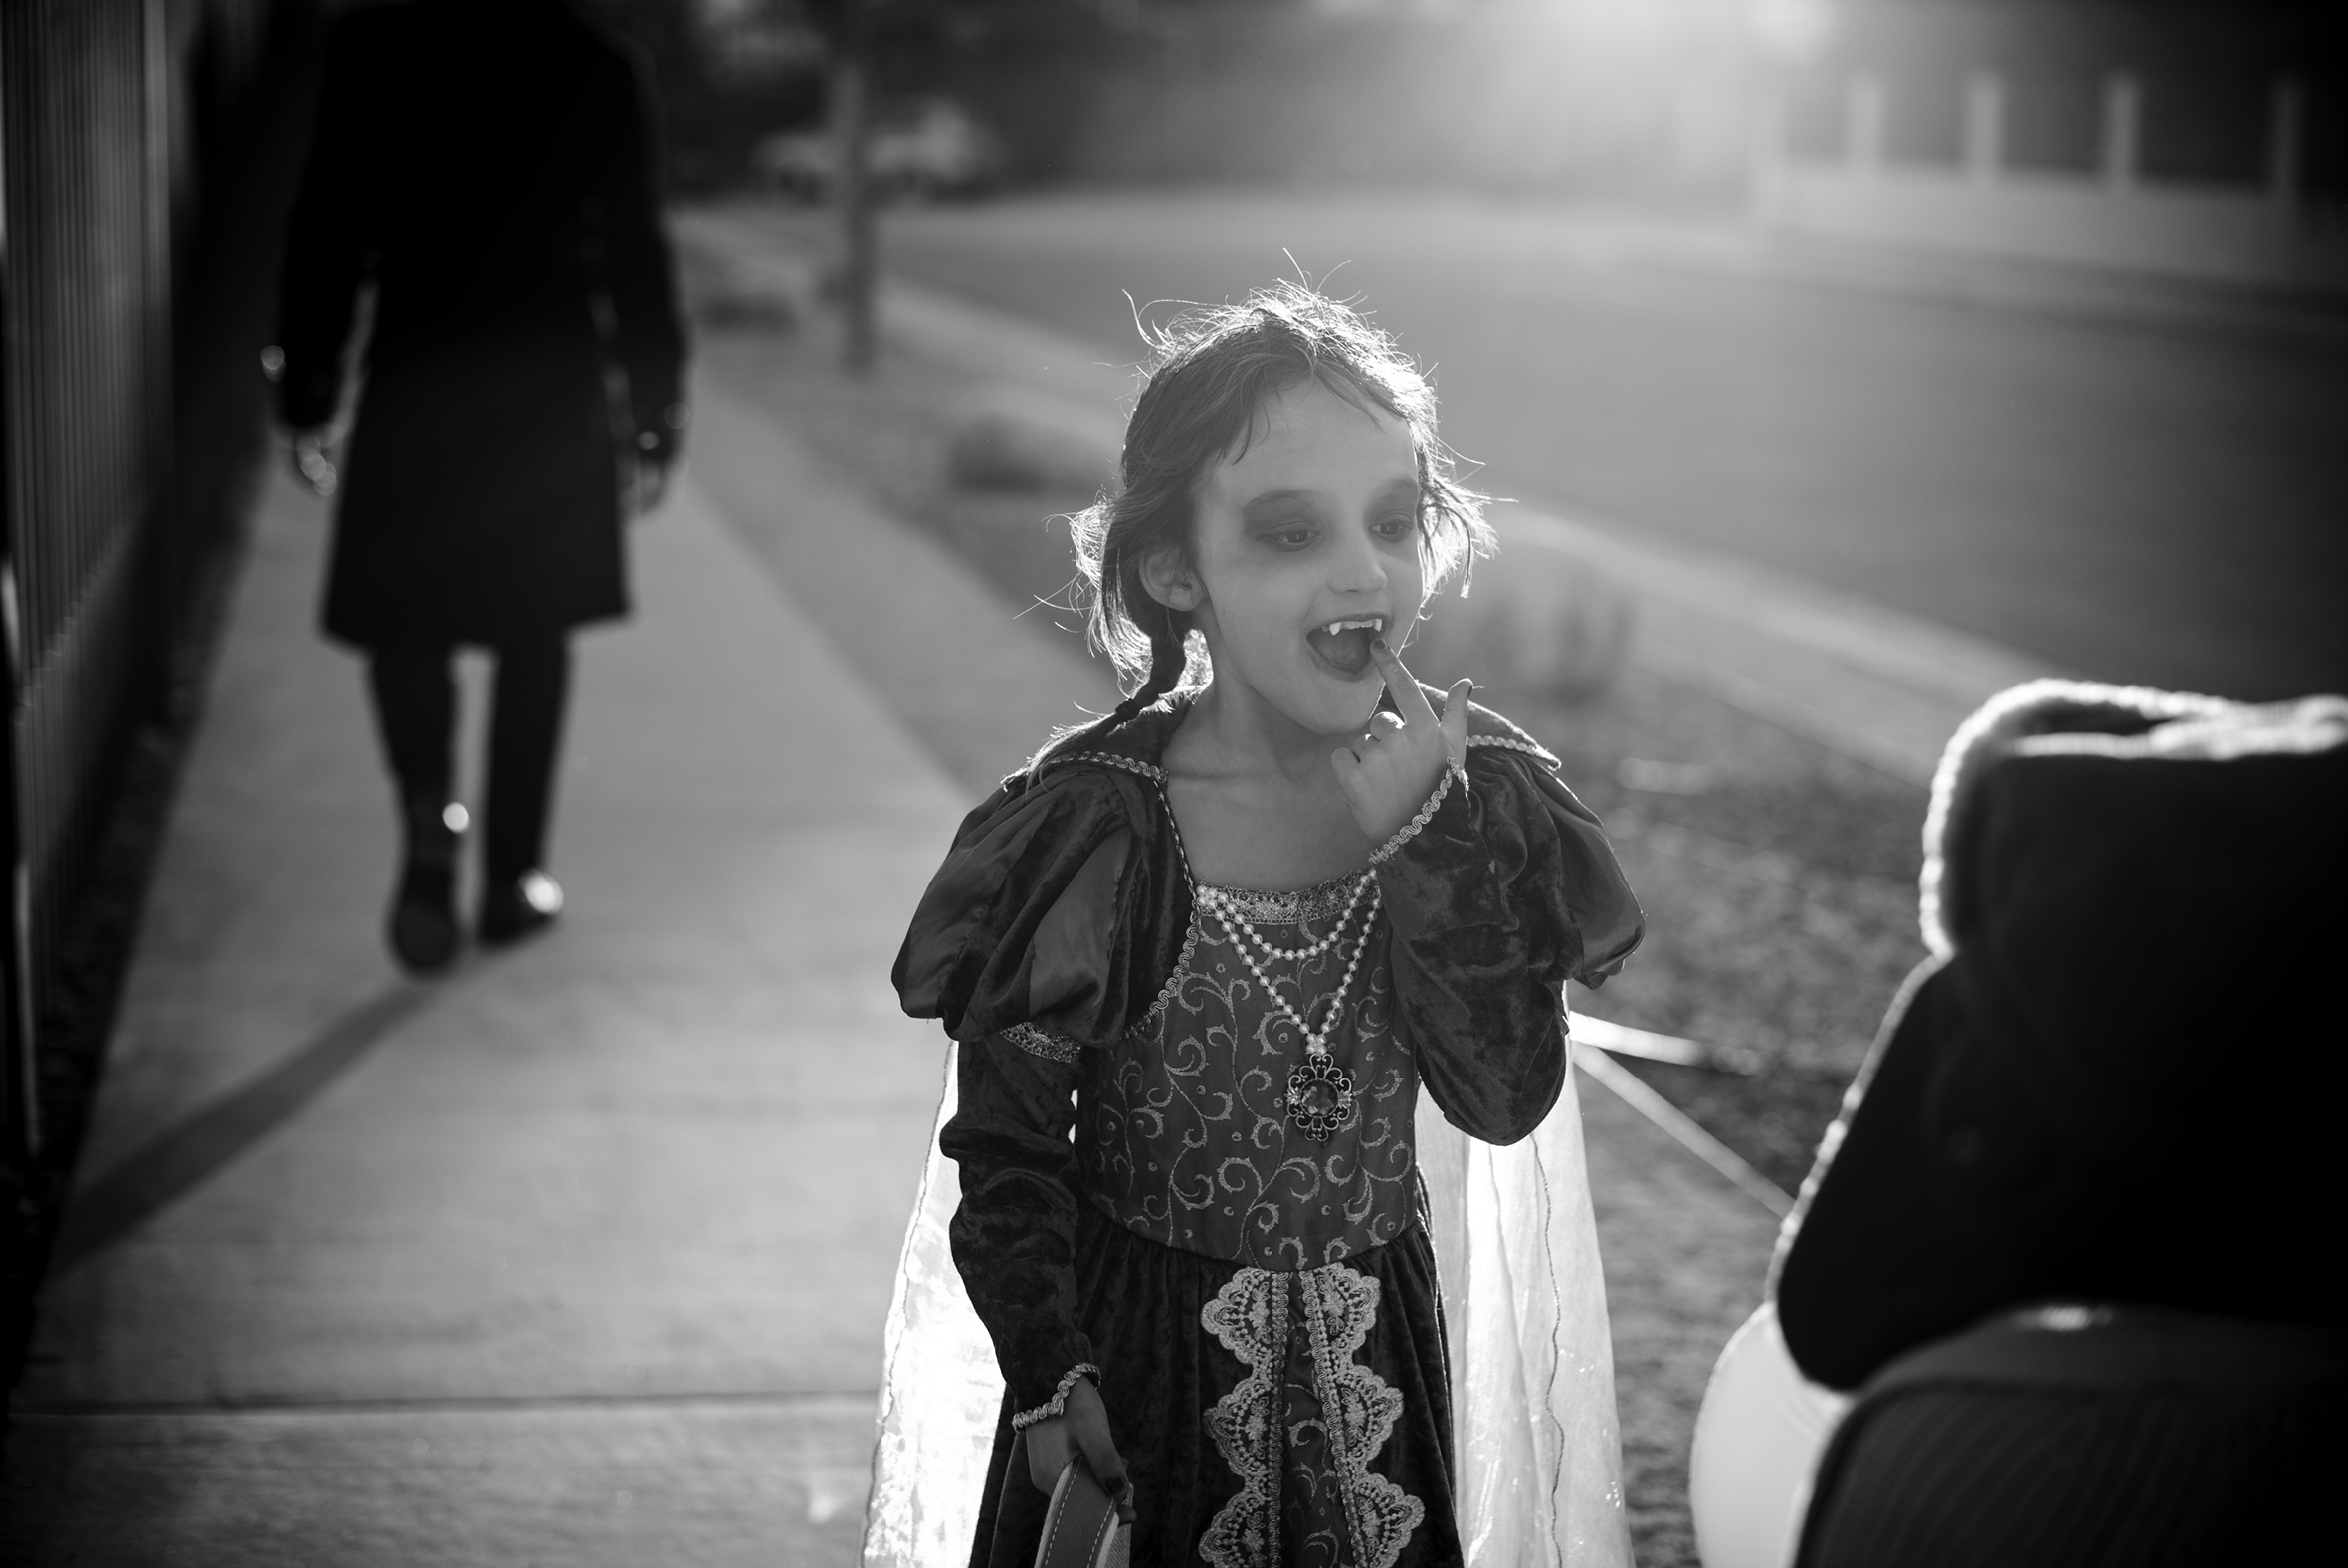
[1688,1302,1852,1568]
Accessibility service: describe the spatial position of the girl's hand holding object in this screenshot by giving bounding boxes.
[1330,640,1471,844]
[1025,1376,1137,1525]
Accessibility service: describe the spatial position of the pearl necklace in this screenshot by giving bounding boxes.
[1209,870,1374,967]
[1195,872,1380,1142]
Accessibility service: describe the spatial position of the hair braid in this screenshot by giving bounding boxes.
[1124,623,1190,714]
[1022,624,1190,782]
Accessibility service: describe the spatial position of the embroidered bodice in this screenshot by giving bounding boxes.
[903,690,1647,1423]
[1080,875,1421,1271]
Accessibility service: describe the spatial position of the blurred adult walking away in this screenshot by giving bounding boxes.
[273,0,686,973]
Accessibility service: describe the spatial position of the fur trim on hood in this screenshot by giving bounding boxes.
[1919,680,2348,959]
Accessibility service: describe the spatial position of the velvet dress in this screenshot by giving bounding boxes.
[893,694,1643,1568]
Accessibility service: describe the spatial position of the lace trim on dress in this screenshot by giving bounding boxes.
[1466,732,1560,769]
[1011,1362,1103,1432]
[1201,1263,1426,1568]
[1366,766,1463,868]
[1061,750,1171,785]
[1196,870,1369,927]
[1000,1022,1082,1063]
[1202,1270,1288,1568]
[1298,1267,1425,1568]
[1133,896,1198,1038]
[1133,780,1198,1037]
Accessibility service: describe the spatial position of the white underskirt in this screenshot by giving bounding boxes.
[859,1037,1635,1568]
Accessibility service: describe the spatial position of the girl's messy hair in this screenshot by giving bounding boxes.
[1033,280,1492,776]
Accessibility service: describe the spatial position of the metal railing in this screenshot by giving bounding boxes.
[1,0,312,1168]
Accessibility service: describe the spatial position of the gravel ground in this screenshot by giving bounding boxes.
[1579,1071,1781,1568]
[1513,668,1928,1194]
[682,265,1924,1563]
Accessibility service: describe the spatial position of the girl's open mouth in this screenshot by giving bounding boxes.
[1305,616,1386,678]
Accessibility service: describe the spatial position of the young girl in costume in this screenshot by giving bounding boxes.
[891,285,1643,1568]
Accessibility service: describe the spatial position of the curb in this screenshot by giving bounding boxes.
[1504,511,2059,786]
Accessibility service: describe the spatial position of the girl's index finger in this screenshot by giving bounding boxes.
[1371,639,1438,723]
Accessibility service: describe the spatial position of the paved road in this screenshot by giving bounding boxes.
[772,192,2345,701]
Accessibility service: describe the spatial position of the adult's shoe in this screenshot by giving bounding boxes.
[479,870,564,946]
[389,798,464,974]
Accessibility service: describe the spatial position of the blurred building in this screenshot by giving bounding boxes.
[1,0,316,1282]
[888,0,1763,194]
[777,0,2343,297]
[1756,0,2347,290]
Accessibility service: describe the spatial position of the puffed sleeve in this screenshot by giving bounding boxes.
[1379,732,1644,1146]
[938,1032,1097,1424]
[894,764,1187,1047]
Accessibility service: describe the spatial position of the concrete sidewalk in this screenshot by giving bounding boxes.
[0,421,965,1561]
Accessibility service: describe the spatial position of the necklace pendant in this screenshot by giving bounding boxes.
[1285,1057,1357,1144]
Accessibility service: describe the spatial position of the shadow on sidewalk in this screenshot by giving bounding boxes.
[43,965,502,1282]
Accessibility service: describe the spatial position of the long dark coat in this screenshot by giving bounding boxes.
[275,0,685,649]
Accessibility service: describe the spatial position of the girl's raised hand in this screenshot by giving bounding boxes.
[1331,640,1471,845]
[1023,1375,1136,1524]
